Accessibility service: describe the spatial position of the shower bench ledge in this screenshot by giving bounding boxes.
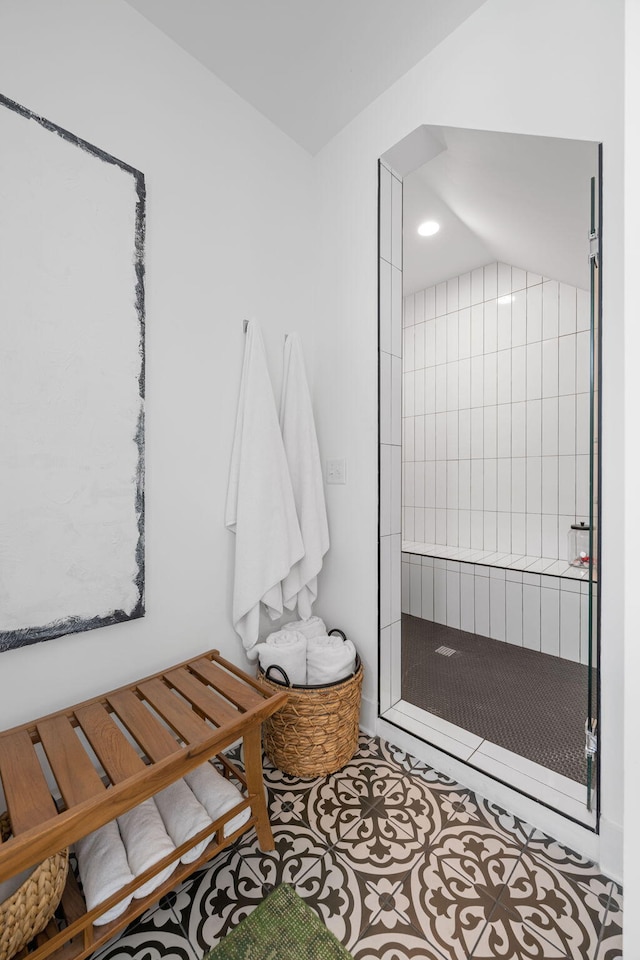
[402,540,594,581]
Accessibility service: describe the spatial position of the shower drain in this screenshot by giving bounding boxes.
[435,645,457,657]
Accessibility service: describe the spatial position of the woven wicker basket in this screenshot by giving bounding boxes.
[258,642,363,777]
[0,812,69,960]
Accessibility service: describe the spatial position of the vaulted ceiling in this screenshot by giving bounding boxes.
[124,0,487,154]
[122,3,598,291]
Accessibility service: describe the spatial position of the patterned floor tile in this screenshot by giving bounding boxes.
[402,764,536,848]
[169,842,267,951]
[92,903,198,960]
[572,876,622,938]
[597,928,622,960]
[354,732,419,773]
[260,753,325,794]
[407,757,464,791]
[353,820,562,959]
[264,755,431,857]
[598,942,622,960]
[226,742,325,795]
[267,786,314,822]
[272,845,388,950]
[523,829,609,883]
[331,819,424,887]
[512,841,624,959]
[84,734,621,960]
[232,733,456,832]
[565,876,622,960]
[231,819,333,889]
[76,868,192,960]
[241,764,435,888]
[425,822,527,896]
[376,851,501,960]
[380,773,472,841]
[220,743,245,772]
[325,779,444,880]
[469,897,568,959]
[172,818,377,953]
[598,880,623,959]
[443,790,537,847]
[597,927,623,958]
[350,925,451,959]
[327,755,420,805]
[482,844,612,959]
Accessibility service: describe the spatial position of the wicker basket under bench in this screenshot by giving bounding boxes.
[0,650,287,960]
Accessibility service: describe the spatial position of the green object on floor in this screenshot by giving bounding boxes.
[202,883,354,960]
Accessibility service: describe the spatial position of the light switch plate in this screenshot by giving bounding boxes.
[326,458,347,484]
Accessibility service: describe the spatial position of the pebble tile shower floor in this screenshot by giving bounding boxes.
[402,614,594,784]
[92,735,621,960]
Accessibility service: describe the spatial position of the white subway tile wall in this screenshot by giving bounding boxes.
[379,165,404,652]
[401,554,591,665]
[381,182,594,680]
[403,262,591,560]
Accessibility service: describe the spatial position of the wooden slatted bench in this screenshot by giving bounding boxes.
[0,649,287,960]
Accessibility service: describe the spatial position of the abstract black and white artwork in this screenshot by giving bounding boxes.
[0,94,145,651]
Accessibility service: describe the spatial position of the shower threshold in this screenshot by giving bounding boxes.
[384,698,595,827]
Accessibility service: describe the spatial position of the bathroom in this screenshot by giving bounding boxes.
[0,1,636,954]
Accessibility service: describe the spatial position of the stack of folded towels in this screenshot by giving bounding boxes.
[74,761,249,925]
[247,616,357,686]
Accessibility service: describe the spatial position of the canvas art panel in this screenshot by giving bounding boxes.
[0,95,145,651]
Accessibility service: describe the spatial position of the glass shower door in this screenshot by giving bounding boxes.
[378,127,602,828]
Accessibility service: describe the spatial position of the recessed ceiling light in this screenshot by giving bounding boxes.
[417,220,440,237]
[497,294,514,304]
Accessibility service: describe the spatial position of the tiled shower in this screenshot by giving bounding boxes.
[399,260,593,668]
[378,133,599,820]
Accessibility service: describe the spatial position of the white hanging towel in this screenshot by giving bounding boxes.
[226,320,304,651]
[279,333,330,619]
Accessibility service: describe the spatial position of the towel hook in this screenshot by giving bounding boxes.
[243,319,290,343]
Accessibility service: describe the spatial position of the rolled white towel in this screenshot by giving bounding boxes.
[249,629,307,685]
[286,616,327,640]
[117,797,177,899]
[185,761,251,838]
[153,780,212,864]
[306,635,357,686]
[74,820,134,925]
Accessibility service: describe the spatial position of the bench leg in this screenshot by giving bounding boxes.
[243,724,275,851]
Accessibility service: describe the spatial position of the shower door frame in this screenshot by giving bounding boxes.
[377,140,603,833]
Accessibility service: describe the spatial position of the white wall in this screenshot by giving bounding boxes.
[313,0,624,877]
[0,0,314,728]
